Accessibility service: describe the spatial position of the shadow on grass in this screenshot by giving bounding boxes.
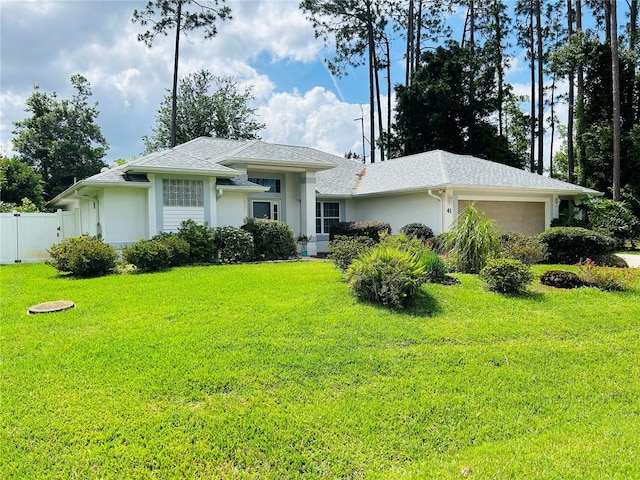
[484,286,546,302]
[353,290,443,317]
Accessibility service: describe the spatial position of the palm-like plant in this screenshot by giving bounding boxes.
[446,205,501,273]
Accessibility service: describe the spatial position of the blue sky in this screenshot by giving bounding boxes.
[0,0,624,167]
[1,0,378,162]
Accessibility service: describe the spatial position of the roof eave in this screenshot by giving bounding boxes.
[217,185,269,193]
[125,166,239,177]
[220,157,335,172]
[449,184,603,196]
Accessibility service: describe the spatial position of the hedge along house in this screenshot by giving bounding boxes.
[50,137,599,255]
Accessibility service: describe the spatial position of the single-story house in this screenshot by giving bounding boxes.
[50,137,599,254]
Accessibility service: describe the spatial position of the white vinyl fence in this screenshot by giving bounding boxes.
[0,210,79,264]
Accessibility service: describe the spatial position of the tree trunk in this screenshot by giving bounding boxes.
[576,0,586,186]
[567,0,575,183]
[406,0,414,86]
[629,0,638,123]
[374,50,385,162]
[530,5,536,173]
[415,0,423,73]
[495,0,505,137]
[610,0,621,200]
[171,1,182,149]
[367,11,376,164]
[535,0,544,175]
[549,76,556,177]
[386,35,392,160]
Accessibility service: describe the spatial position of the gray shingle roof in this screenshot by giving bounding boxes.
[126,147,239,175]
[170,137,337,169]
[316,150,599,196]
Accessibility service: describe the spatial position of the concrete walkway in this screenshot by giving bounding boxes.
[616,254,640,268]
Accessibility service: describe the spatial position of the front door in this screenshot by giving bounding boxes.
[251,200,280,220]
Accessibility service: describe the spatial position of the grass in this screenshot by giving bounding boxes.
[2,261,640,479]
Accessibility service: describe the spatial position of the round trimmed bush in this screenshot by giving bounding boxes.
[212,226,254,264]
[242,218,297,260]
[400,223,434,242]
[329,220,391,242]
[47,236,118,277]
[153,232,190,267]
[540,270,585,289]
[536,227,616,264]
[345,245,426,309]
[122,239,172,272]
[480,257,533,294]
[329,235,375,272]
[500,232,547,265]
[177,219,215,264]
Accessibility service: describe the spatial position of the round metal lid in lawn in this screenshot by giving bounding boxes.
[28,300,76,315]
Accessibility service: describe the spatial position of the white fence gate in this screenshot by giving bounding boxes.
[0,210,79,264]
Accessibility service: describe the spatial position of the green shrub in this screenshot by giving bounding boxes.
[399,223,434,242]
[446,205,501,273]
[177,219,215,264]
[583,197,640,248]
[577,258,639,291]
[212,226,255,264]
[47,236,118,277]
[379,233,448,282]
[329,221,391,242]
[328,235,375,272]
[427,232,449,255]
[500,232,547,265]
[480,257,533,294]
[598,254,629,268]
[345,245,425,309]
[419,250,449,282]
[122,239,172,272]
[152,232,191,267]
[551,206,586,227]
[536,227,616,264]
[379,232,426,252]
[242,218,297,260]
[540,270,586,289]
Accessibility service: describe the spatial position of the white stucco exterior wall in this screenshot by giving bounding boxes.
[351,192,442,234]
[216,191,248,227]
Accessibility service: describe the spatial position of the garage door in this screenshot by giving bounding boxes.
[459,201,545,235]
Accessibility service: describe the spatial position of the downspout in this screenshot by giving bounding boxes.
[427,189,443,234]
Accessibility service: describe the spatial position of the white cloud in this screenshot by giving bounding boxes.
[218,1,324,63]
[259,87,365,156]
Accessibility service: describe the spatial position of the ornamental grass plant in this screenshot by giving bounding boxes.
[446,205,501,273]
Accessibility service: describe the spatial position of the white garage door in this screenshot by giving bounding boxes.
[459,201,545,235]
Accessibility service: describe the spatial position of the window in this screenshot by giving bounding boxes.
[162,179,204,207]
[252,200,279,220]
[248,177,281,193]
[316,201,340,234]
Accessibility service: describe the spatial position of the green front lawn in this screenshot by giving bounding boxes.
[2,262,639,478]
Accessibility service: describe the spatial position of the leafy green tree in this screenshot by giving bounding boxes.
[0,155,45,210]
[390,41,522,167]
[144,70,264,151]
[580,38,639,202]
[132,0,231,148]
[12,75,108,200]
